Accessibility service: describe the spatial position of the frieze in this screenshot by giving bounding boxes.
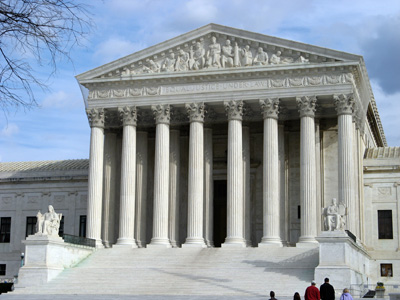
[88,73,353,100]
[95,34,323,79]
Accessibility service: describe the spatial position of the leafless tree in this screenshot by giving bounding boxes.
[0,0,92,111]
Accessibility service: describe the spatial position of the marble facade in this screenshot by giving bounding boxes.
[0,24,399,290]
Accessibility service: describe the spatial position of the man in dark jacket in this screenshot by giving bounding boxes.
[320,278,335,300]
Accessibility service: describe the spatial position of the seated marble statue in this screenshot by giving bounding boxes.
[36,205,62,236]
[323,198,346,231]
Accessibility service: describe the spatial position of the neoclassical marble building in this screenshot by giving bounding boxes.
[76,23,385,249]
[1,24,399,288]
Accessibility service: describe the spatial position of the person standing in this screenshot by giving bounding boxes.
[320,278,335,300]
[269,291,277,300]
[339,288,353,300]
[305,280,321,300]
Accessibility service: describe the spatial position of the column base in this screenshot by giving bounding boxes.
[258,237,283,247]
[136,240,146,248]
[182,237,206,248]
[296,236,319,248]
[115,238,138,248]
[147,237,172,248]
[222,237,246,248]
[205,240,214,248]
[95,239,105,249]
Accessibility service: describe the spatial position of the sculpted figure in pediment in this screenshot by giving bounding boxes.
[175,49,190,71]
[121,66,133,77]
[270,51,294,65]
[253,47,268,66]
[161,53,176,72]
[241,45,253,66]
[206,36,221,68]
[148,60,160,73]
[189,42,205,70]
[221,39,234,68]
[295,55,309,64]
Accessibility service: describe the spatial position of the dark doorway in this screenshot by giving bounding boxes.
[213,180,227,247]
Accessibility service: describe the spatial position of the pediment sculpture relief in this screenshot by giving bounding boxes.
[102,35,314,78]
[322,198,346,231]
[35,205,62,236]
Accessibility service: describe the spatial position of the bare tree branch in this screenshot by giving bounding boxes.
[0,0,92,111]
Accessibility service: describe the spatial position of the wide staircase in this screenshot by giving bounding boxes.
[6,246,319,299]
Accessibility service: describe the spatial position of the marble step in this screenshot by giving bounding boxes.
[10,247,319,296]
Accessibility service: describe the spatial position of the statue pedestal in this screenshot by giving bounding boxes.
[17,234,94,288]
[314,231,370,296]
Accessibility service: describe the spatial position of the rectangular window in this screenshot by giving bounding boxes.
[0,217,11,243]
[26,216,37,237]
[79,215,86,238]
[381,263,393,277]
[58,216,65,237]
[378,210,393,239]
[0,264,5,276]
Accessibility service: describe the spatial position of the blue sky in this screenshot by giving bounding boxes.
[0,0,399,162]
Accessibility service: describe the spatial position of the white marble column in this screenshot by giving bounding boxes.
[242,125,251,246]
[222,100,246,247]
[86,108,105,247]
[148,104,172,248]
[102,131,117,247]
[183,103,206,247]
[135,131,148,248]
[204,127,214,247]
[334,94,356,234]
[296,96,318,246]
[259,98,283,247]
[116,106,137,247]
[278,123,289,245]
[169,129,180,247]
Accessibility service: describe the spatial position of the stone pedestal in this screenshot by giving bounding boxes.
[17,235,94,288]
[315,231,370,294]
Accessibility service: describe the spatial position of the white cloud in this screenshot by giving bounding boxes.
[1,123,19,137]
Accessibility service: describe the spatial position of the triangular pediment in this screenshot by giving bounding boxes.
[77,24,362,82]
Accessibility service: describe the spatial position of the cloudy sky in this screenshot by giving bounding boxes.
[0,0,399,162]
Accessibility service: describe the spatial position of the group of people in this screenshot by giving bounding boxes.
[268,278,353,300]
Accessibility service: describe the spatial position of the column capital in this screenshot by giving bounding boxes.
[334,94,354,116]
[185,102,205,123]
[86,108,105,128]
[118,106,137,126]
[297,96,316,118]
[259,98,279,119]
[224,100,243,121]
[151,104,170,125]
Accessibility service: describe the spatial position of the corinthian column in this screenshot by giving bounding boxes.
[204,127,214,247]
[334,94,355,233]
[148,104,172,248]
[86,108,105,247]
[116,106,137,247]
[102,131,117,248]
[169,129,180,247]
[259,98,283,247]
[222,100,246,247]
[135,131,148,248]
[183,103,206,247]
[296,96,318,247]
[242,125,251,246]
